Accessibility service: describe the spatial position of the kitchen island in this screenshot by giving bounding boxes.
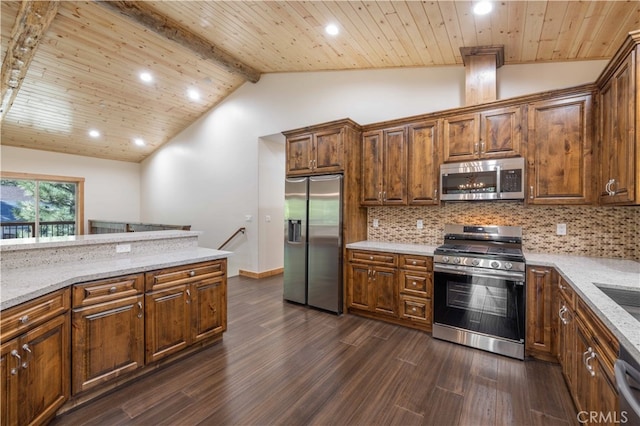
[1,230,231,425]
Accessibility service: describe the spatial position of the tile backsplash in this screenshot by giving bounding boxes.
[367,203,640,260]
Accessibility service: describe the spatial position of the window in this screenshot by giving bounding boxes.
[1,172,84,239]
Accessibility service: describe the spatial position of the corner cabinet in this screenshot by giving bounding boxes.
[527,92,594,204]
[361,127,407,206]
[1,289,70,426]
[597,30,640,205]
[284,119,360,177]
[442,105,523,162]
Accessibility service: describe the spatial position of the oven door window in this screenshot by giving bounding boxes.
[433,271,524,343]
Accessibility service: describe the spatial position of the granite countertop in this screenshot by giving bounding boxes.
[0,230,202,251]
[346,241,640,362]
[0,247,231,311]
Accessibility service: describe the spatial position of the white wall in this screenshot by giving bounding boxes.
[1,146,141,231]
[141,60,607,277]
[258,134,285,273]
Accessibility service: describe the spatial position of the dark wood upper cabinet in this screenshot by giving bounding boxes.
[597,30,639,205]
[361,126,407,206]
[527,93,594,205]
[407,120,439,205]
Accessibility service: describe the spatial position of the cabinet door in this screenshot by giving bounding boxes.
[191,277,227,343]
[557,297,576,392]
[347,264,372,311]
[442,113,480,162]
[575,318,591,414]
[145,285,190,363]
[286,133,314,175]
[599,55,636,204]
[382,127,407,205]
[480,106,522,159]
[314,128,344,173]
[17,314,70,426]
[361,131,383,205]
[527,95,593,204]
[407,120,439,205]
[526,267,554,358]
[1,340,19,426]
[372,266,398,317]
[72,295,144,394]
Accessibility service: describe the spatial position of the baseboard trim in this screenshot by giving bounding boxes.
[239,268,284,279]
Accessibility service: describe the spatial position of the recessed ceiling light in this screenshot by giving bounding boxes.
[139,72,153,83]
[88,129,100,138]
[325,23,339,36]
[187,88,200,101]
[473,1,493,15]
[133,138,145,147]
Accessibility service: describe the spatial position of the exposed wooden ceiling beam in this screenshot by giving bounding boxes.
[94,1,261,84]
[1,0,60,120]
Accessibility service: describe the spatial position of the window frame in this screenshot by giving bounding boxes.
[1,171,85,236]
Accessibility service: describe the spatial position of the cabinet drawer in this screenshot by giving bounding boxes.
[399,296,432,324]
[1,288,70,342]
[399,271,432,298]
[348,250,397,266]
[577,298,619,368]
[146,260,226,291]
[557,275,575,310]
[399,255,432,272]
[72,274,144,307]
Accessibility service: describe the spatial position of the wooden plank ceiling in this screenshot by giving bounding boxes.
[1,1,639,163]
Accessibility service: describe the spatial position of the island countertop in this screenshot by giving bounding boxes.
[346,241,640,363]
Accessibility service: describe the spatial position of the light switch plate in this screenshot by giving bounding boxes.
[373,219,379,228]
[417,220,424,229]
[116,243,131,253]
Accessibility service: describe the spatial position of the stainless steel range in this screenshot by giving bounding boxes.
[432,224,526,360]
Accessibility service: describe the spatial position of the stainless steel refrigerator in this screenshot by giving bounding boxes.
[284,174,343,314]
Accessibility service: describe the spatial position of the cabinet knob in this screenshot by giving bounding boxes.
[19,315,29,324]
[412,307,417,312]
[189,271,196,277]
[369,256,373,260]
[412,281,417,286]
[412,261,417,265]
[109,286,117,293]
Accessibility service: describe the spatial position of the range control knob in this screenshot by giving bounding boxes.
[504,262,513,270]
[490,261,500,269]
[442,256,450,263]
[453,257,461,264]
[471,259,480,266]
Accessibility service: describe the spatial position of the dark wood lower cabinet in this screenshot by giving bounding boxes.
[526,266,555,361]
[145,285,191,363]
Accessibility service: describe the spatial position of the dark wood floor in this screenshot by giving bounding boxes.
[53,274,578,426]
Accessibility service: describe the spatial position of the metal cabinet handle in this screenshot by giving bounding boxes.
[378,191,382,201]
[10,350,20,375]
[559,281,566,290]
[372,270,376,280]
[19,315,29,325]
[186,288,191,304]
[412,281,417,286]
[189,270,196,277]
[474,142,479,155]
[480,141,485,153]
[583,347,596,377]
[21,344,31,369]
[109,286,117,294]
[529,186,534,199]
[558,305,568,325]
[434,189,438,200]
[412,261,417,266]
[608,179,616,196]
[382,191,386,201]
[137,301,143,318]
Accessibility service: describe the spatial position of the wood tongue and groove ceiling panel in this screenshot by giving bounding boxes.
[1,1,639,163]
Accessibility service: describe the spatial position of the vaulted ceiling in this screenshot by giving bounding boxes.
[1,1,639,163]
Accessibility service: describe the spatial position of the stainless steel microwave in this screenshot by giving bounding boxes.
[440,157,525,201]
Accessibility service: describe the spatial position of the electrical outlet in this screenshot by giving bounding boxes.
[116,243,131,253]
[556,223,567,236]
[417,220,424,229]
[265,215,271,222]
[373,219,379,228]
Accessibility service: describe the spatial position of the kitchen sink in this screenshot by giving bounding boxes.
[594,283,640,321]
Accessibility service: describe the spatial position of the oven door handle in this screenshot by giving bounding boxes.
[434,264,526,283]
